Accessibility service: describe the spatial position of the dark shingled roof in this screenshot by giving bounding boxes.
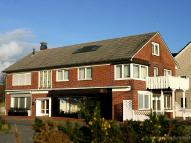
[4,32,157,73]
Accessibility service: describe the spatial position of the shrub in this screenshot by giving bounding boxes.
[33,118,72,143]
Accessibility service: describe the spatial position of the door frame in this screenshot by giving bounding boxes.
[35,97,51,117]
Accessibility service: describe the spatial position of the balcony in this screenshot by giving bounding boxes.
[146,76,189,90]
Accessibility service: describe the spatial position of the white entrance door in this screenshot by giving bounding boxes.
[36,98,51,117]
[123,100,133,121]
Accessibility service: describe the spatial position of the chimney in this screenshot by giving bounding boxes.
[40,42,48,50]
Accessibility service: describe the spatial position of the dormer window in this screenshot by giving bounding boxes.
[152,42,160,56]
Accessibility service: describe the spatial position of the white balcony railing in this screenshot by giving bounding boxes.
[146,76,189,90]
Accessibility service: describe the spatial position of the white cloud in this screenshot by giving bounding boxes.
[0,29,36,72]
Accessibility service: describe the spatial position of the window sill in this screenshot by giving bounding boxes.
[138,108,151,111]
[115,78,146,81]
[152,54,160,56]
[78,79,92,81]
[56,80,69,82]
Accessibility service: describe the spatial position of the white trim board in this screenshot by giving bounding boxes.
[6,85,132,94]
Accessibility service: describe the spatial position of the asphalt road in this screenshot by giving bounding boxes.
[0,117,34,143]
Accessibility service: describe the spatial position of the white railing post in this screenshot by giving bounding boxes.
[172,89,175,119]
[183,90,186,120]
[161,90,164,114]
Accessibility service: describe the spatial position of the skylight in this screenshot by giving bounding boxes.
[73,45,101,54]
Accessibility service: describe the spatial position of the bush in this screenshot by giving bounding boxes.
[33,104,191,143]
[33,118,72,143]
[0,117,10,132]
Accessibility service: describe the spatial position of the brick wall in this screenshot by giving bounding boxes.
[134,34,176,76]
[5,94,11,115]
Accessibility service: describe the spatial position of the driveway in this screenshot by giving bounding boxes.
[0,116,34,143]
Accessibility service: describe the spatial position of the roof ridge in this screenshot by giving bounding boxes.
[44,32,157,51]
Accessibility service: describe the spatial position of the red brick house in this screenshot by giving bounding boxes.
[3,32,189,120]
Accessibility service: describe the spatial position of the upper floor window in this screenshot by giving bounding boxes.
[39,70,51,88]
[164,69,172,76]
[154,67,159,77]
[56,69,69,81]
[115,64,130,79]
[152,42,160,56]
[133,64,148,79]
[78,67,92,80]
[12,72,31,86]
[115,64,148,80]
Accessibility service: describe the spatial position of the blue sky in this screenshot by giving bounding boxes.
[0,0,191,70]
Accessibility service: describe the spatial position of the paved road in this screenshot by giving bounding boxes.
[0,117,34,143]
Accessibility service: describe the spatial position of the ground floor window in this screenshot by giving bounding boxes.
[138,91,150,110]
[11,96,31,109]
[164,94,172,109]
[59,97,80,114]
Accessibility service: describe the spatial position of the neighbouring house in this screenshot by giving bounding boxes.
[3,32,189,121]
[175,42,191,119]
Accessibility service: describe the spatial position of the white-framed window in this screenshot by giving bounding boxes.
[133,64,148,79]
[115,64,130,79]
[154,67,159,77]
[12,72,31,86]
[78,67,92,80]
[39,70,51,88]
[152,42,160,56]
[11,96,31,109]
[164,94,172,109]
[56,69,69,81]
[115,64,148,80]
[138,91,150,110]
[164,69,172,76]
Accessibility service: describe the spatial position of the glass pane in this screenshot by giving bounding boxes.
[57,70,63,80]
[47,71,51,88]
[64,70,69,80]
[44,71,47,87]
[79,68,85,80]
[116,65,122,79]
[133,65,139,78]
[164,96,166,108]
[46,100,49,110]
[124,64,130,78]
[141,66,147,79]
[157,100,161,110]
[155,45,159,55]
[20,97,25,108]
[153,100,156,110]
[14,98,18,108]
[144,95,149,108]
[25,73,31,85]
[138,94,143,109]
[40,71,43,88]
[152,44,155,54]
[154,67,158,77]
[26,97,31,109]
[167,96,171,108]
[86,67,92,79]
[41,100,45,110]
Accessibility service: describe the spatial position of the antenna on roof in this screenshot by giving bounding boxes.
[32,48,35,55]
